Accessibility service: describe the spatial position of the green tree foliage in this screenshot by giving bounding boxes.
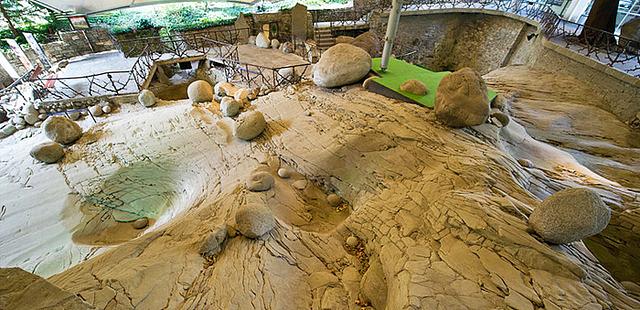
[0,0,66,48]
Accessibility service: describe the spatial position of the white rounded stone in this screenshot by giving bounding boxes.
[90,105,103,116]
[220,97,241,117]
[138,89,157,107]
[313,43,372,88]
[277,167,293,178]
[271,39,280,49]
[234,111,267,141]
[187,80,213,103]
[256,32,270,48]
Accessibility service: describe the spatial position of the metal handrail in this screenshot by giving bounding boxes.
[310,0,640,78]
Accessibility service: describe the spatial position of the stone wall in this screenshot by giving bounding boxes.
[370,11,536,75]
[0,49,40,88]
[41,28,116,63]
[249,11,314,42]
[529,38,640,124]
[369,9,639,125]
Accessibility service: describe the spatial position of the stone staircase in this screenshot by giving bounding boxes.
[314,28,336,52]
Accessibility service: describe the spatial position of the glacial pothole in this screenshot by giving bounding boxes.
[70,161,182,245]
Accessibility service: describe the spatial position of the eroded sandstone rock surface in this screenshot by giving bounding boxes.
[1,66,639,309]
[24,82,636,310]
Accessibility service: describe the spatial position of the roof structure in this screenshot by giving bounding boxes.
[30,0,260,15]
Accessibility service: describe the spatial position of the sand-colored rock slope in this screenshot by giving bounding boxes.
[1,68,639,309]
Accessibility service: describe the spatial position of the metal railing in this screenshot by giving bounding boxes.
[35,32,247,103]
[118,27,251,57]
[311,8,373,29]
[543,15,640,77]
[311,0,640,78]
[31,70,134,101]
[231,61,312,90]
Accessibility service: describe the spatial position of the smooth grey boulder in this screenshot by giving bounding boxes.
[220,97,241,117]
[235,204,276,239]
[0,123,16,138]
[434,67,490,128]
[245,171,274,192]
[30,142,64,164]
[187,80,213,103]
[138,89,156,107]
[234,111,267,140]
[312,43,372,88]
[529,188,611,244]
[42,116,83,145]
[199,225,228,258]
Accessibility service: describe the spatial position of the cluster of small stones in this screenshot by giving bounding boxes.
[0,96,114,139]
[248,34,294,54]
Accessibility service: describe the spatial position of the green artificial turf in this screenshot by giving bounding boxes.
[371,58,497,108]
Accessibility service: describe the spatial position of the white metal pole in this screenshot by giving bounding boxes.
[380,0,403,72]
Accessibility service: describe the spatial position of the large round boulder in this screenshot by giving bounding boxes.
[434,68,490,128]
[187,80,213,103]
[529,188,611,244]
[234,111,267,141]
[313,43,372,88]
[256,32,270,49]
[235,203,276,239]
[350,31,382,57]
[138,89,156,107]
[42,116,83,145]
[30,141,64,164]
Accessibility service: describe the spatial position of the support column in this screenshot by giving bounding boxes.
[380,0,403,72]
